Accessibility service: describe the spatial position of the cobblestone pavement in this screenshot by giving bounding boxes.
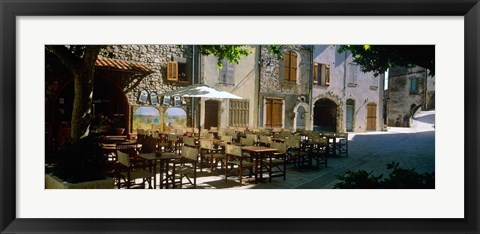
[175,110,435,189]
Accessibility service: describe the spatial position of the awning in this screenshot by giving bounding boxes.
[159,84,243,99]
[95,57,153,74]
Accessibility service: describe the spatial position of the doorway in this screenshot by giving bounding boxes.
[367,103,377,131]
[346,99,355,132]
[313,98,337,132]
[204,100,220,129]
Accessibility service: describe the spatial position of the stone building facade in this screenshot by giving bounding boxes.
[45,45,196,146]
[312,45,384,132]
[200,45,260,130]
[258,45,312,131]
[386,66,434,127]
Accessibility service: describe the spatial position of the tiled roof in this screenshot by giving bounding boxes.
[95,57,152,74]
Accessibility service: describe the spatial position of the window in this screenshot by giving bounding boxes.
[348,63,358,86]
[229,100,249,127]
[265,98,283,128]
[167,61,188,82]
[313,63,330,86]
[283,51,297,82]
[410,77,418,94]
[219,59,235,85]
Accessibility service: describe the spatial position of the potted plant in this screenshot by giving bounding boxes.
[45,136,114,189]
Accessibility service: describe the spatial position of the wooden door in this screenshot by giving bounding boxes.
[266,98,283,128]
[346,104,354,132]
[367,103,377,131]
[204,100,219,130]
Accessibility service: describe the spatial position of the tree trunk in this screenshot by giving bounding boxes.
[71,68,94,139]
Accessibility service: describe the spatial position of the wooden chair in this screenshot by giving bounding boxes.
[199,140,225,172]
[116,150,153,189]
[262,141,287,182]
[285,138,309,168]
[174,146,199,188]
[140,136,158,153]
[224,144,254,186]
[310,137,328,168]
[336,132,348,157]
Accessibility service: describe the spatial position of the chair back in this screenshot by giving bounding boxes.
[259,135,272,145]
[240,137,254,146]
[168,134,178,142]
[270,142,287,154]
[199,140,214,150]
[225,144,242,157]
[181,146,199,161]
[141,136,158,153]
[183,137,196,147]
[336,132,348,139]
[220,135,233,144]
[311,136,327,145]
[285,138,301,148]
[117,150,130,167]
[210,127,218,131]
[200,129,209,137]
[246,134,258,143]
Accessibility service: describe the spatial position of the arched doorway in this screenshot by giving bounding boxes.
[346,99,355,132]
[313,98,337,132]
[204,100,220,130]
[295,106,306,130]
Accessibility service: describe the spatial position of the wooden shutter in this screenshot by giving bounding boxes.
[272,99,283,127]
[226,64,235,85]
[266,99,272,128]
[325,64,330,86]
[290,52,297,81]
[283,52,290,81]
[167,61,178,81]
[313,63,318,84]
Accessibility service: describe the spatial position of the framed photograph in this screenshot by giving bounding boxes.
[149,91,159,105]
[174,96,182,107]
[163,95,171,106]
[3,0,479,234]
[138,89,149,103]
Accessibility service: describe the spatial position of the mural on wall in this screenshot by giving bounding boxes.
[132,106,161,132]
[164,107,187,131]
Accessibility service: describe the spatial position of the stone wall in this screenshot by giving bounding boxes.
[259,45,311,129]
[99,45,194,105]
[387,66,427,127]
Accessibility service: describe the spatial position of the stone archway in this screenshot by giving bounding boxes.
[292,102,310,132]
[313,98,338,132]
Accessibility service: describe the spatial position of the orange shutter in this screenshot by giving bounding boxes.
[283,52,290,81]
[265,99,272,128]
[167,61,178,81]
[313,63,318,84]
[272,99,283,127]
[290,52,297,81]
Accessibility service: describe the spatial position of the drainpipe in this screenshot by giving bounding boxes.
[309,45,314,131]
[192,45,195,128]
[257,45,263,128]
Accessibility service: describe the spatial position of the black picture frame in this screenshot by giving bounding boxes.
[1,0,479,233]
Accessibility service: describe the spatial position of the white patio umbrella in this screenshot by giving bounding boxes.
[159,84,242,130]
[159,84,243,99]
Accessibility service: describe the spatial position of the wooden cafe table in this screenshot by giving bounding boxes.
[241,146,278,183]
[138,152,183,189]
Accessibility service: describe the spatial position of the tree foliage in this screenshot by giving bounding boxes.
[334,161,435,189]
[338,45,435,77]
